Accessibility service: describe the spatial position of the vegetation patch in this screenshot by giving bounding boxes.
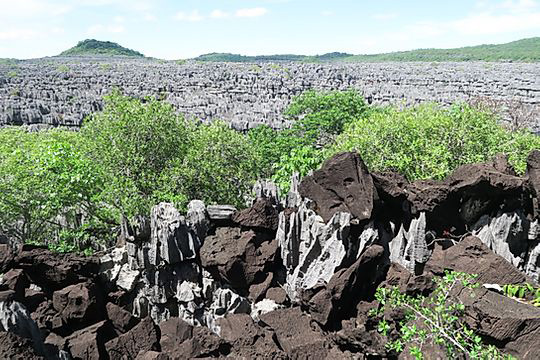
[59,39,144,57]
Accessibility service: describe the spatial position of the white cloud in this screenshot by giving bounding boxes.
[0,28,39,40]
[175,10,204,22]
[499,0,538,12]
[0,0,70,19]
[235,7,268,18]
[144,14,157,22]
[372,13,398,21]
[321,10,334,16]
[86,24,125,35]
[452,11,540,34]
[210,9,230,19]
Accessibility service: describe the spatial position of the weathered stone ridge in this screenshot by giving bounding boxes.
[1,57,539,131]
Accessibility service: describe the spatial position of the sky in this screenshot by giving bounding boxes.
[1,0,540,59]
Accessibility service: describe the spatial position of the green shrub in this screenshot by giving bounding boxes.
[373,271,514,359]
[82,91,261,216]
[173,120,261,209]
[0,128,108,243]
[330,103,540,180]
[81,90,194,217]
[248,89,370,192]
[285,89,370,145]
[57,64,70,73]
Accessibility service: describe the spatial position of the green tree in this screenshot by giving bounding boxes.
[81,90,193,218]
[248,89,370,192]
[330,103,540,181]
[173,120,261,209]
[0,128,106,243]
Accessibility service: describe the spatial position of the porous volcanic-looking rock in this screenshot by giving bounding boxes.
[1,57,539,131]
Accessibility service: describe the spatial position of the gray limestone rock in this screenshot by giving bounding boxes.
[389,212,432,274]
[1,59,539,131]
[206,205,237,221]
[473,210,540,283]
[149,203,200,266]
[277,198,356,300]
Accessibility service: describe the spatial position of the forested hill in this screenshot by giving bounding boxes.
[345,37,540,62]
[192,52,352,62]
[191,37,540,63]
[59,39,144,57]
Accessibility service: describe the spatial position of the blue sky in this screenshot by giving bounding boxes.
[1,0,540,59]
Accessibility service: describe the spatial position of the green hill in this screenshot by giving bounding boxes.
[193,52,352,63]
[59,39,144,57]
[191,38,540,63]
[344,37,540,62]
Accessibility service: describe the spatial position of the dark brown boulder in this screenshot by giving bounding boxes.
[334,304,388,357]
[0,332,43,360]
[266,287,289,305]
[106,302,139,334]
[24,287,47,313]
[160,318,229,358]
[305,244,385,327]
[447,156,527,225]
[426,236,527,285]
[259,307,331,359]
[52,282,102,327]
[66,320,113,360]
[218,313,286,359]
[200,227,277,292]
[372,171,410,221]
[405,179,451,215]
[248,272,273,302]
[460,287,540,360]
[448,155,523,192]
[15,246,99,291]
[105,317,160,360]
[1,268,29,300]
[232,198,279,231]
[298,152,378,223]
[383,262,436,297]
[159,317,193,352]
[526,150,540,217]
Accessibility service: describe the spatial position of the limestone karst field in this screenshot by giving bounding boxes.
[1,57,539,131]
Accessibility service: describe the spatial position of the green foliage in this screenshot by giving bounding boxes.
[503,284,540,306]
[172,120,261,209]
[248,90,369,192]
[373,271,514,359]
[60,39,144,57]
[57,64,70,73]
[99,63,112,71]
[0,128,109,244]
[7,70,17,78]
[81,90,193,217]
[330,103,540,181]
[345,37,540,62]
[192,52,351,63]
[82,91,261,216]
[192,38,540,63]
[284,89,370,142]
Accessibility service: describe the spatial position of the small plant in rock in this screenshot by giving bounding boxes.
[57,64,70,73]
[372,271,514,360]
[503,284,540,307]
